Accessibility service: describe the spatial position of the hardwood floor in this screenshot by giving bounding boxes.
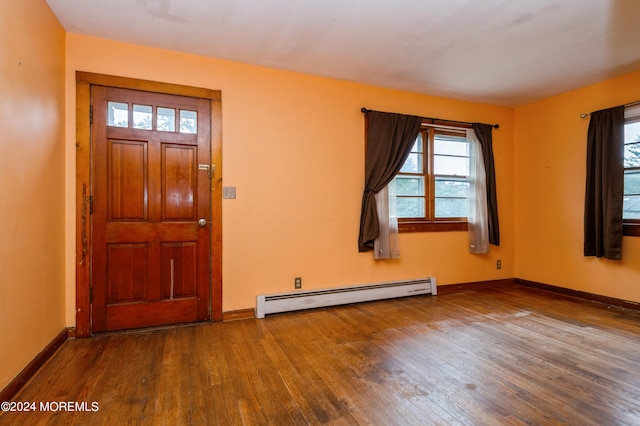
[2,284,640,425]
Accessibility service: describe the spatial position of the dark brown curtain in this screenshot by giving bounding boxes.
[358,111,422,252]
[472,123,500,246]
[584,106,625,259]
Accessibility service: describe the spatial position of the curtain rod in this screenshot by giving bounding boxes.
[360,107,499,129]
[580,100,640,118]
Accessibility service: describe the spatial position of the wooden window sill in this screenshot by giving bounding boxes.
[623,223,640,237]
[399,221,468,233]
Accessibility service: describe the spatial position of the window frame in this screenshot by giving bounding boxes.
[396,121,471,233]
[623,110,640,236]
[106,101,199,135]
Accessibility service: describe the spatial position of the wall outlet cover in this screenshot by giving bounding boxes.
[223,186,236,199]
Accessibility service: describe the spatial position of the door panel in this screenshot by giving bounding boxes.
[108,140,148,221]
[91,86,212,332]
[107,243,149,303]
[162,144,197,220]
[161,242,197,299]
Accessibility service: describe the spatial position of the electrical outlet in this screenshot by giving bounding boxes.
[294,277,302,289]
[497,260,502,270]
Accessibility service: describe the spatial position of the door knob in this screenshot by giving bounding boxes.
[198,218,207,228]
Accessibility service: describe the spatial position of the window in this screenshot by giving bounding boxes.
[623,104,640,236]
[624,105,640,237]
[624,121,640,219]
[395,123,471,232]
[106,101,198,134]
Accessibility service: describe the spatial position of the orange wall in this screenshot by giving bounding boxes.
[6,0,640,397]
[515,70,640,302]
[0,0,66,391]
[65,34,514,319]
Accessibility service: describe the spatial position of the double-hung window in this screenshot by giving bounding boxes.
[624,104,640,228]
[394,123,471,232]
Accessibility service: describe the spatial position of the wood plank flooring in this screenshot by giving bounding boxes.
[2,284,640,425]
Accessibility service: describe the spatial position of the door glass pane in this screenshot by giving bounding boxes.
[157,107,176,132]
[107,102,128,127]
[133,105,152,130]
[180,110,197,134]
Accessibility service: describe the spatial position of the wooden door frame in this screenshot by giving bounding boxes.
[75,71,223,337]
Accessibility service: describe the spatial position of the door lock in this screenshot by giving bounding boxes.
[198,218,208,228]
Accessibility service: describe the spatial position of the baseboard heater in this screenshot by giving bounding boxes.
[255,277,436,319]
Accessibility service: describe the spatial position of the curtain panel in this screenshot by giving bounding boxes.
[467,129,489,253]
[472,123,500,246]
[373,182,400,259]
[358,111,422,253]
[584,106,625,260]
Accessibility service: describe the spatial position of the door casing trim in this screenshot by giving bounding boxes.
[75,71,223,337]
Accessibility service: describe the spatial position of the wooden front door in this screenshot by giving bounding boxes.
[91,86,212,332]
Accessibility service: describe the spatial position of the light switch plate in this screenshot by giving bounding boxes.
[223,186,236,199]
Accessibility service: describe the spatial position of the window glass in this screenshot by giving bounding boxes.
[624,121,640,220]
[400,135,423,173]
[107,102,128,127]
[394,127,472,221]
[623,194,640,220]
[133,105,152,130]
[435,178,470,198]
[435,198,468,218]
[435,178,470,218]
[397,197,425,218]
[434,139,468,156]
[434,135,470,176]
[434,155,469,176]
[180,110,197,134]
[157,107,176,132]
[396,176,425,196]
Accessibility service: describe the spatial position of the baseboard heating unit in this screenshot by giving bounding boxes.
[255,277,436,319]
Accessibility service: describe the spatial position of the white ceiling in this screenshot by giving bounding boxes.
[46,0,640,106]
